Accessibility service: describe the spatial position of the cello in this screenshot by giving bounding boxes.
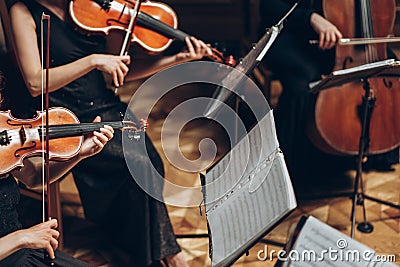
[309,0,400,156]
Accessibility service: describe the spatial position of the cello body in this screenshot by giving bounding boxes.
[309,0,400,155]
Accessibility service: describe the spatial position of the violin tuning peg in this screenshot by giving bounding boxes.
[225,56,236,67]
[139,119,148,132]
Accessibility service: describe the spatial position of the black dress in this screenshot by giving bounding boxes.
[14,1,181,266]
[0,175,95,267]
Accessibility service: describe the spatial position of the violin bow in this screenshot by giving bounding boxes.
[114,0,142,94]
[41,12,55,266]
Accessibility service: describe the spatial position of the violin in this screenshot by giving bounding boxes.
[0,107,146,175]
[69,0,236,65]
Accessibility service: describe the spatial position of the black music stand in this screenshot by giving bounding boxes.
[309,59,400,238]
[203,2,300,119]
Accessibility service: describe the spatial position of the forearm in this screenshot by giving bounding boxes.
[18,56,97,97]
[10,2,98,97]
[0,231,24,261]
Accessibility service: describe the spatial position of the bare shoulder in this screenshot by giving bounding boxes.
[10,1,33,21]
[10,1,29,15]
[10,1,35,30]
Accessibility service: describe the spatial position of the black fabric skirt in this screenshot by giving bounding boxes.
[0,248,94,267]
[72,103,180,266]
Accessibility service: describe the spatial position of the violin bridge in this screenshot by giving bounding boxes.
[19,126,27,145]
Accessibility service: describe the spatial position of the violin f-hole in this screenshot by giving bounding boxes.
[7,119,33,128]
[14,141,36,158]
[107,18,129,26]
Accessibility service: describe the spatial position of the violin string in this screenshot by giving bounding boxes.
[3,121,141,140]
[137,11,187,41]
[2,124,114,139]
[44,122,124,137]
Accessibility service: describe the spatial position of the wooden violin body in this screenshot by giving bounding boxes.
[0,107,81,174]
[309,0,400,155]
[0,107,146,174]
[69,0,236,64]
[69,0,178,53]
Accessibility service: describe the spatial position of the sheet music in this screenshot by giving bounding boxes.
[283,216,399,267]
[205,111,280,207]
[204,111,297,267]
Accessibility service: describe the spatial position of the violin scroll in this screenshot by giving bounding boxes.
[124,118,148,140]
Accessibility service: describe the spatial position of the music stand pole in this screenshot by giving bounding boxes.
[350,78,374,238]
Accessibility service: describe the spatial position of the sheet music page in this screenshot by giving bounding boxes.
[205,111,280,207]
[283,216,399,267]
[204,111,297,267]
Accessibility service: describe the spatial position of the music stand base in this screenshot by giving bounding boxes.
[356,221,374,233]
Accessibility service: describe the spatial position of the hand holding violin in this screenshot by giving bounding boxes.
[310,13,342,50]
[175,36,213,63]
[78,116,114,159]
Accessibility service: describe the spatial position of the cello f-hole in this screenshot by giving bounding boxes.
[383,78,392,89]
[342,56,353,69]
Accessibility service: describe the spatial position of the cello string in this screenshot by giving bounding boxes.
[366,0,378,62]
[361,0,369,62]
[361,0,369,63]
